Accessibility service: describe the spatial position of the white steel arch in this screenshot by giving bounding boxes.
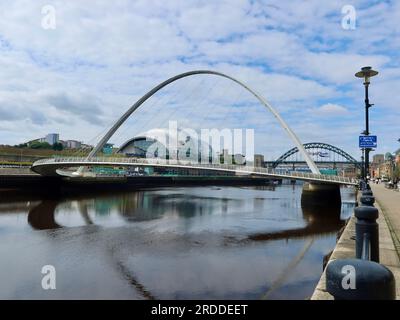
[87,70,320,174]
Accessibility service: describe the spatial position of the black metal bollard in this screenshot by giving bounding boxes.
[360,194,375,206]
[362,189,373,196]
[355,205,379,262]
[326,258,396,300]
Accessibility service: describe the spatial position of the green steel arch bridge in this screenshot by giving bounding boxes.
[267,142,361,169]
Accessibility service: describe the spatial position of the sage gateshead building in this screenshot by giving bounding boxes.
[117,128,215,163]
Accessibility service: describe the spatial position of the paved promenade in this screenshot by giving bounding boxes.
[312,185,400,300]
[370,183,400,255]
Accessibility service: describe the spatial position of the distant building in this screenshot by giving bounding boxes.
[378,161,394,179]
[222,149,231,164]
[370,154,385,178]
[81,143,93,150]
[117,128,215,162]
[371,155,395,179]
[396,154,400,165]
[234,154,245,165]
[254,154,265,168]
[65,140,82,149]
[372,154,384,165]
[45,133,59,145]
[24,134,92,150]
[342,167,357,179]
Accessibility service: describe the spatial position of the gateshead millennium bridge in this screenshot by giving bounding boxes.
[31,70,358,187]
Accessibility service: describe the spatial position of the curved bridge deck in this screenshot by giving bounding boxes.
[31,157,358,186]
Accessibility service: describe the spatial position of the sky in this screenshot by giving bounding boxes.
[0,0,399,161]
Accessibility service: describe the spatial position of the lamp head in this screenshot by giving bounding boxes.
[355,66,379,84]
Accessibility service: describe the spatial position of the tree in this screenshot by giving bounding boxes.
[30,141,52,149]
[52,142,63,151]
[15,143,28,148]
[385,152,393,161]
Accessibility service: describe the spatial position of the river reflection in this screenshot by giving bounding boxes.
[0,184,356,299]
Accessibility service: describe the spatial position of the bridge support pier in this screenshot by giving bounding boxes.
[301,182,341,207]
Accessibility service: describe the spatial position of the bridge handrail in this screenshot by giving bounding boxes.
[31,156,356,185]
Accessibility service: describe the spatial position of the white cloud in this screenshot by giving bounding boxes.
[177,0,263,40]
[0,0,399,156]
[197,31,389,84]
[315,103,349,116]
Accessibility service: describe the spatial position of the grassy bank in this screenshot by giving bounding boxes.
[0,145,91,158]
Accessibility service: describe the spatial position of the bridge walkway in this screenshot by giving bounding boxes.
[31,157,358,186]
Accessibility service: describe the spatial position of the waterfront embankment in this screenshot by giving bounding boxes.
[311,184,400,300]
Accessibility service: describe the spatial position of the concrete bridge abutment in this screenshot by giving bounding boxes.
[301,182,341,207]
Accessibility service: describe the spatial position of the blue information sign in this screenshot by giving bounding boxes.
[359,135,377,148]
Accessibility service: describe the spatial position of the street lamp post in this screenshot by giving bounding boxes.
[355,66,379,181]
[360,148,365,179]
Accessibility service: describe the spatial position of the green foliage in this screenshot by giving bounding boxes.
[52,142,64,151]
[0,160,32,166]
[385,152,393,160]
[29,141,52,149]
[14,143,28,148]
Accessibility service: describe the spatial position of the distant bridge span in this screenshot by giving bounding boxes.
[272,142,361,169]
[31,157,357,186]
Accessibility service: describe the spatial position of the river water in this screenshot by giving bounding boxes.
[0,184,356,299]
